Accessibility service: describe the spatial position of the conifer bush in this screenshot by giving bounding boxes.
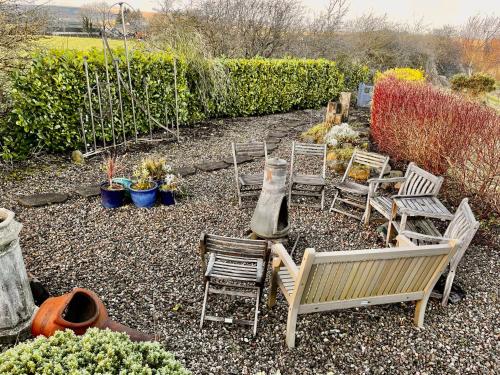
[0,329,190,374]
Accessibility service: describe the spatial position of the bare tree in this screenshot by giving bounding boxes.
[313,0,349,32]
[79,1,109,30]
[191,0,303,57]
[460,14,500,75]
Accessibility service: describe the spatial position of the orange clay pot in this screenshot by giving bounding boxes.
[31,287,153,342]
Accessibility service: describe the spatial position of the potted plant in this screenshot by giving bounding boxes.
[129,163,158,208]
[100,155,125,209]
[141,156,170,187]
[159,172,181,206]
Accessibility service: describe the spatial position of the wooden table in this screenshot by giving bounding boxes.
[386,196,453,245]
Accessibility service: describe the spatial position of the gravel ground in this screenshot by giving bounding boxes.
[0,109,498,374]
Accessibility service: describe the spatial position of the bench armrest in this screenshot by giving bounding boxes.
[368,177,407,185]
[391,194,435,199]
[271,243,299,281]
[400,230,451,243]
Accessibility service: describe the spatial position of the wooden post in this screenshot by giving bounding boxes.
[0,209,37,344]
[325,101,337,125]
[339,92,351,122]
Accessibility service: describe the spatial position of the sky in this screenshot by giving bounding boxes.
[44,0,500,27]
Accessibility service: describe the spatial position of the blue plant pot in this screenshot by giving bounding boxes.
[129,182,158,208]
[100,182,125,209]
[159,190,175,206]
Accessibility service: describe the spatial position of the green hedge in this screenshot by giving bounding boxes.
[1,50,368,159]
[0,328,190,374]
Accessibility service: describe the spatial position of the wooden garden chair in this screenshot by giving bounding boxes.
[329,150,389,220]
[363,162,444,226]
[232,142,268,208]
[400,198,479,306]
[288,142,327,210]
[199,233,270,335]
[268,235,458,348]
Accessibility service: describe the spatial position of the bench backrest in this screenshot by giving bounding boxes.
[281,241,455,313]
[399,162,443,196]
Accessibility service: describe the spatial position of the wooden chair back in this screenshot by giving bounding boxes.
[199,233,269,271]
[292,244,452,311]
[232,142,268,159]
[398,162,443,196]
[443,198,479,267]
[341,150,389,187]
[290,142,327,178]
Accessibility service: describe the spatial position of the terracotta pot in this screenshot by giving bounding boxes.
[31,288,153,342]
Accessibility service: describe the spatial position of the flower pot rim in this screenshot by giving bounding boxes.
[100,181,125,191]
[129,181,158,192]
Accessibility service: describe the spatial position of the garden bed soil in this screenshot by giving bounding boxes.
[0,108,498,374]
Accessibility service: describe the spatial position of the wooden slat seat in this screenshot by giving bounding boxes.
[206,253,263,283]
[330,150,389,220]
[333,181,369,195]
[292,174,326,186]
[199,233,270,336]
[239,173,264,186]
[268,236,458,348]
[289,142,327,210]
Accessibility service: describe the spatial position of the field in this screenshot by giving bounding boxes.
[37,36,133,51]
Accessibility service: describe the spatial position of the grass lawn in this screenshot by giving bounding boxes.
[37,36,131,51]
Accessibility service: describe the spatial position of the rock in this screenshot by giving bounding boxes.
[71,150,84,164]
[381,170,404,189]
[176,166,197,177]
[267,131,287,138]
[196,161,230,172]
[382,164,392,176]
[348,166,370,181]
[265,137,281,144]
[222,155,254,165]
[16,193,69,207]
[74,184,101,198]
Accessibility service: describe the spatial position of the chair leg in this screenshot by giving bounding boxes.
[199,281,210,329]
[329,190,339,213]
[288,181,293,208]
[268,267,278,308]
[442,268,456,307]
[363,203,372,225]
[253,288,260,336]
[320,187,325,211]
[286,306,298,348]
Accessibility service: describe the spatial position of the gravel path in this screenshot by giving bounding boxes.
[0,109,498,374]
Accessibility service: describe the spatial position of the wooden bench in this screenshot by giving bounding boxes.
[268,235,458,347]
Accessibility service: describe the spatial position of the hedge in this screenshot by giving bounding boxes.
[371,77,500,216]
[0,328,190,374]
[1,50,369,159]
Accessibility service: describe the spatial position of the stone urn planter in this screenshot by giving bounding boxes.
[0,208,37,344]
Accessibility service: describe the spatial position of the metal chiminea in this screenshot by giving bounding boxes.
[250,158,290,239]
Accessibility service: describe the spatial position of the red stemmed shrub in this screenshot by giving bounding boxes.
[371,77,500,216]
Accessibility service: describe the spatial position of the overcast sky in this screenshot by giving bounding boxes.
[45,0,500,27]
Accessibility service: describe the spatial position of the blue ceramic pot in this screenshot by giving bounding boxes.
[159,190,175,206]
[129,181,158,208]
[100,182,125,208]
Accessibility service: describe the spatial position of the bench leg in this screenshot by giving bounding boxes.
[442,268,456,307]
[286,307,298,348]
[329,190,339,213]
[414,295,430,328]
[268,266,278,308]
[199,281,210,329]
[363,203,372,225]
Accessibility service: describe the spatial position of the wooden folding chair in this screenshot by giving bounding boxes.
[400,198,479,306]
[288,142,327,210]
[232,142,268,208]
[329,150,389,220]
[199,233,270,336]
[364,162,444,225]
